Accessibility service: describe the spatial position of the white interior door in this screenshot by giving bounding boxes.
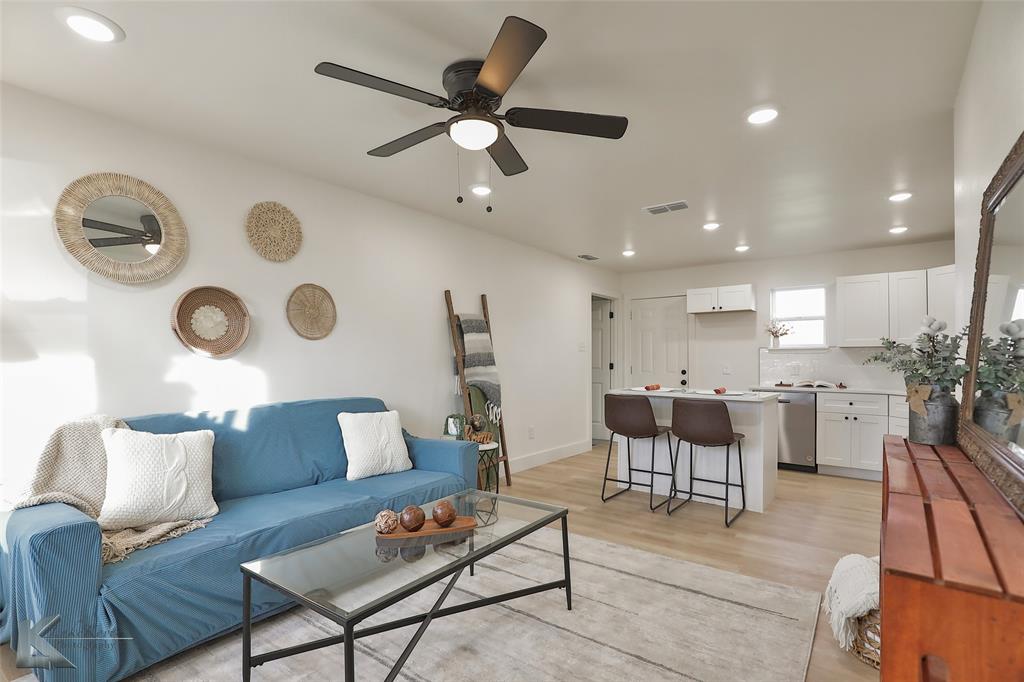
[592,298,612,440]
[630,297,688,389]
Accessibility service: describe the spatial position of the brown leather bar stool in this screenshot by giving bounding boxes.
[601,394,674,511]
[667,398,746,526]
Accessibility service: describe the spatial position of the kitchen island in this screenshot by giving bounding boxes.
[607,389,779,513]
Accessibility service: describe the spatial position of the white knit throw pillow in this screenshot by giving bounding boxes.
[338,410,412,481]
[98,428,218,531]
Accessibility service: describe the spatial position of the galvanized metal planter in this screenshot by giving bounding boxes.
[908,385,959,445]
[974,391,1023,443]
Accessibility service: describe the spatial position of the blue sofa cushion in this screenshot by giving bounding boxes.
[96,471,465,680]
[124,397,388,501]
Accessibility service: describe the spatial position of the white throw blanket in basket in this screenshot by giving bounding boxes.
[823,553,880,650]
[15,415,211,563]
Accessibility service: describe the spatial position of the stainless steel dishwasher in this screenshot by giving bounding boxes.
[776,391,817,471]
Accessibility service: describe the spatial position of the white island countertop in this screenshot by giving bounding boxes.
[610,388,779,403]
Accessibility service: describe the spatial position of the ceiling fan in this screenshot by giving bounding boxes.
[314,16,628,176]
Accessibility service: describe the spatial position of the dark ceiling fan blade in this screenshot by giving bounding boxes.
[368,123,447,157]
[89,236,149,248]
[505,107,628,139]
[315,62,449,107]
[487,135,528,176]
[474,16,547,98]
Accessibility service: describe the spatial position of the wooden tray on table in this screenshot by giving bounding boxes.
[375,516,477,548]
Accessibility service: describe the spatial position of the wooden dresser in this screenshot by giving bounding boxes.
[881,435,1024,680]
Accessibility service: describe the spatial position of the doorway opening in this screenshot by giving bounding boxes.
[591,295,616,442]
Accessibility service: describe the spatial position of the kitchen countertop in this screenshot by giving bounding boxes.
[749,385,906,396]
[610,388,778,403]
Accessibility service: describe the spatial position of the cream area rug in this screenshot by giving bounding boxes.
[127,528,820,682]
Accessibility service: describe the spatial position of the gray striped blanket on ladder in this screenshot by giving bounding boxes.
[457,313,502,424]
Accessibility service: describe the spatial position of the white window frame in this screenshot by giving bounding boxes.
[770,285,828,349]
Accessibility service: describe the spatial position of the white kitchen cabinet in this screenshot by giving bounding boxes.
[685,287,718,313]
[888,417,910,438]
[851,414,886,471]
[888,395,909,420]
[816,412,853,467]
[685,284,756,313]
[836,273,890,346]
[818,392,888,416]
[927,265,956,327]
[718,284,757,311]
[888,270,928,344]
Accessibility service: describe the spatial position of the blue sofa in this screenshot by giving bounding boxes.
[0,397,478,681]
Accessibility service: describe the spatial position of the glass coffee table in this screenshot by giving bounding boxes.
[240,490,570,681]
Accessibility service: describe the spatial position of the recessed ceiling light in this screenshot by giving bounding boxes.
[735,244,750,252]
[470,184,491,197]
[889,192,913,202]
[622,249,636,257]
[889,226,909,235]
[746,108,778,125]
[703,222,720,231]
[56,7,126,42]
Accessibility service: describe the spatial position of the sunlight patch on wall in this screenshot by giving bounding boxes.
[164,355,268,431]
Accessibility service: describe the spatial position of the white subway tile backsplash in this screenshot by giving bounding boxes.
[757,347,905,390]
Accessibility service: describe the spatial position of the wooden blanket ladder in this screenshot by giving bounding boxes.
[445,290,512,486]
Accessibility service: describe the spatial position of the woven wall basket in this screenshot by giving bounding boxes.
[286,283,336,340]
[245,201,302,262]
[171,286,251,358]
[54,172,188,284]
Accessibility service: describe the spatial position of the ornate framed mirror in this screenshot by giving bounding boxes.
[959,130,1024,510]
[54,172,188,284]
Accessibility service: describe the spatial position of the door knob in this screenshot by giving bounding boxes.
[681,369,687,375]
[680,379,688,386]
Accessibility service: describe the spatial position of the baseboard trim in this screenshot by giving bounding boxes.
[817,464,882,482]
[509,439,592,473]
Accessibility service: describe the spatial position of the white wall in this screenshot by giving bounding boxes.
[953,1,1024,328]
[0,84,621,487]
[621,241,954,391]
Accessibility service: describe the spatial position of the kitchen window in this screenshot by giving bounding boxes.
[771,286,827,347]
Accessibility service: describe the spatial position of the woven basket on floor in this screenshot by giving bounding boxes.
[171,286,250,358]
[851,609,881,669]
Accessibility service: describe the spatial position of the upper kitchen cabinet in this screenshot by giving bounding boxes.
[836,273,890,346]
[686,284,756,313]
[926,265,956,328]
[889,270,928,344]
[836,266,954,346]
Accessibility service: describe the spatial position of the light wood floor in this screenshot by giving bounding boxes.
[503,441,881,682]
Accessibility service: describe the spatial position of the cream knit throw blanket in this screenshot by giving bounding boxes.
[823,553,880,650]
[15,415,211,564]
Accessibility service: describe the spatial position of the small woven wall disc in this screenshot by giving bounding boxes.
[286,283,336,340]
[245,201,302,262]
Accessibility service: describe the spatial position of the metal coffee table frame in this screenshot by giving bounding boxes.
[240,493,571,681]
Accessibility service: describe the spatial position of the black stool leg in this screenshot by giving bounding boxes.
[601,433,633,502]
[725,440,747,528]
[667,439,696,515]
[648,435,670,512]
[724,444,731,527]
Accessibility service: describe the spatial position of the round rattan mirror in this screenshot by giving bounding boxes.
[54,172,188,284]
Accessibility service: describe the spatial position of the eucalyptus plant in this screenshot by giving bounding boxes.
[976,320,1024,395]
[865,316,969,393]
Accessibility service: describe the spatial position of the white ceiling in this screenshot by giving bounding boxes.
[1,1,979,272]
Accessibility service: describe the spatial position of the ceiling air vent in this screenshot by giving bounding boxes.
[642,199,688,215]
[577,254,599,261]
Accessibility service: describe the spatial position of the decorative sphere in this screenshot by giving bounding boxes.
[374,509,399,534]
[399,505,426,532]
[400,546,426,563]
[468,414,486,432]
[432,500,457,528]
[375,546,398,562]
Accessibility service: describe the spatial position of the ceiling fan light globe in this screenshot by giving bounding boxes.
[448,117,500,151]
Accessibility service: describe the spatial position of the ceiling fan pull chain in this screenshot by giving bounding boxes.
[486,159,493,213]
[456,147,464,204]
